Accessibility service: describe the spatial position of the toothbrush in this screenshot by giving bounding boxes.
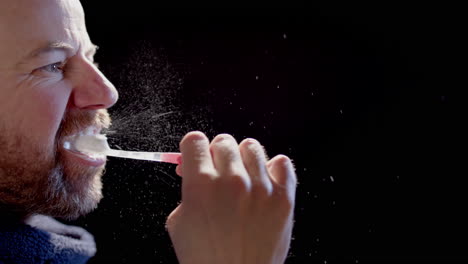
[65,134,181,165]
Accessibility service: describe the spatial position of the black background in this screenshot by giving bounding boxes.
[70,1,462,263]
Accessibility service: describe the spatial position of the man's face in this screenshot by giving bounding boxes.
[0,0,118,219]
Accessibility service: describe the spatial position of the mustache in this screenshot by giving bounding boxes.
[56,109,112,141]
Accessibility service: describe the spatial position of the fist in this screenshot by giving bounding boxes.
[166,132,297,264]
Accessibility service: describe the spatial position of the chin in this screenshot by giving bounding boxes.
[41,158,105,220]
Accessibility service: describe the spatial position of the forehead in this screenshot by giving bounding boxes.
[0,0,91,64]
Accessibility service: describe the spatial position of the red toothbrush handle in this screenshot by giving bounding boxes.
[160,152,182,165]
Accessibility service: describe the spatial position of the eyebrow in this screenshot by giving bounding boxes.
[24,42,75,61]
[20,42,99,63]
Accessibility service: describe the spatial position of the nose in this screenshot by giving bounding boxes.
[70,56,119,110]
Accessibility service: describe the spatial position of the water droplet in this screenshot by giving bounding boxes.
[255,75,259,80]
[330,176,334,182]
[283,33,287,39]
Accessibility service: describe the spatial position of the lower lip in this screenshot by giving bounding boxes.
[63,148,107,167]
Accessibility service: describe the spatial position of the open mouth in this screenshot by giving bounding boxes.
[62,126,107,166]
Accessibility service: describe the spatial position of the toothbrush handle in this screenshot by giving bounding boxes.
[106,149,182,165]
[160,152,182,165]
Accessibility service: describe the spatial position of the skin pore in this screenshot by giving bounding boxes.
[0,0,118,220]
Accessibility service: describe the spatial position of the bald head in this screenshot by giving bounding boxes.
[0,0,89,70]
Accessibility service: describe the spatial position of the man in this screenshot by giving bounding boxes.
[0,0,297,263]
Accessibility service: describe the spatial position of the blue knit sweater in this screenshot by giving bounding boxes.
[0,214,96,264]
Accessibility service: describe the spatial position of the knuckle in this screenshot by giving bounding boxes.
[210,135,238,153]
[199,171,214,179]
[240,138,267,161]
[274,154,290,164]
[273,154,297,185]
[239,138,260,149]
[212,133,236,144]
[224,169,243,179]
[218,174,251,194]
[180,131,208,147]
[251,181,273,198]
[210,138,233,150]
[210,144,239,163]
[195,169,216,180]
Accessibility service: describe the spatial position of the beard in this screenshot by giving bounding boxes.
[0,109,111,220]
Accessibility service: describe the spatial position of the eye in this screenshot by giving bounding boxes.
[39,61,65,73]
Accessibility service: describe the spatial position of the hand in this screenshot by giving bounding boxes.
[166,132,297,264]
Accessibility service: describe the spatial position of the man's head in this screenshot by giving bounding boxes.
[0,0,118,220]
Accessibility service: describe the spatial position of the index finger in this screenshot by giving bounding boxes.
[179,131,216,183]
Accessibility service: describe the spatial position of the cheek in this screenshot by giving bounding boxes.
[18,81,71,146]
